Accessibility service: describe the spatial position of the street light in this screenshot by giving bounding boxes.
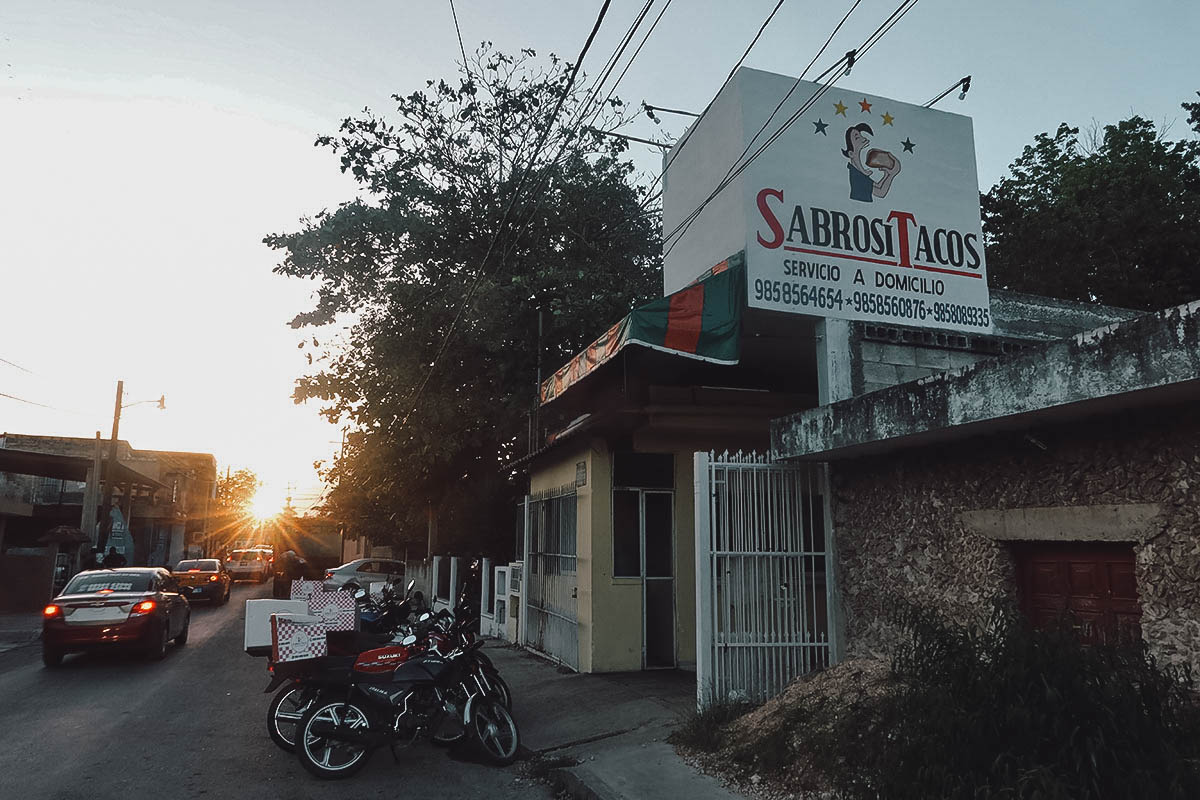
[96,380,165,553]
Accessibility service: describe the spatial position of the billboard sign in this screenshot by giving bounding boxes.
[664,69,992,333]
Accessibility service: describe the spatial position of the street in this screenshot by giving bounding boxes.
[0,581,550,800]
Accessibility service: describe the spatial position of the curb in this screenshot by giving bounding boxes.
[547,766,621,800]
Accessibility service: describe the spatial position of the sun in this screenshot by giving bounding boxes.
[248,487,286,522]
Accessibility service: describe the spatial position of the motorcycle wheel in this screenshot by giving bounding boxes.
[267,685,315,753]
[430,688,468,747]
[486,671,513,711]
[468,696,519,766]
[296,700,374,780]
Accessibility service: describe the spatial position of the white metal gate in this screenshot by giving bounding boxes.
[522,487,579,671]
[694,451,834,704]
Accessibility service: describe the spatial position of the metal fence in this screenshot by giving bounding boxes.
[695,451,834,705]
[523,485,579,670]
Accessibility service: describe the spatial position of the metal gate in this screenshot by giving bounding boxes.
[522,486,579,670]
[694,451,834,704]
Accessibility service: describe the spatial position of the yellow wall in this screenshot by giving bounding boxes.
[529,440,702,673]
[529,441,596,673]
[588,442,648,672]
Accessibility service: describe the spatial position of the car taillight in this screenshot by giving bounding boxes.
[209,575,219,582]
[255,555,262,561]
[188,568,201,572]
[226,556,232,561]
[131,600,156,614]
[324,571,333,579]
[43,605,61,618]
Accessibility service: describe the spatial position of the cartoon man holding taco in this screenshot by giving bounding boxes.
[842,122,900,202]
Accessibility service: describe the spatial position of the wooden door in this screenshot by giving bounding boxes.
[1013,542,1140,643]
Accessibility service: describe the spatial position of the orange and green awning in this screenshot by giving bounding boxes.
[540,252,746,405]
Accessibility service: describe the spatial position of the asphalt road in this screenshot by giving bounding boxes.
[0,581,550,800]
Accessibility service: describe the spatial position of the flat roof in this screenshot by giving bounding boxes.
[772,300,1200,461]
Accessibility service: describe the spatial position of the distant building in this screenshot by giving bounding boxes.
[0,433,216,610]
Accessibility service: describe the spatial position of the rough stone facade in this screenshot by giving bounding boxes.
[831,405,1200,672]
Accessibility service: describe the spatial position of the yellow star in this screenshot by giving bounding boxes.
[834,100,848,117]
[881,112,895,126]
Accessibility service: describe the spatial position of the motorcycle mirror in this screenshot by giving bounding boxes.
[419,612,432,622]
[401,634,417,647]
[354,589,367,600]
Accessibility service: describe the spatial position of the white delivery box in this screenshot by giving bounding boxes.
[244,598,309,656]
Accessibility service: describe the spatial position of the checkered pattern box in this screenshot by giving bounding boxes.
[271,613,329,662]
[307,590,357,632]
[290,579,324,602]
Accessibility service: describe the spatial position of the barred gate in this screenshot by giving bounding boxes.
[522,486,579,670]
[694,451,834,704]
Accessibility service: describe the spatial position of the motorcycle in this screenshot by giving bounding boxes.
[294,638,519,779]
[265,579,423,753]
[264,593,510,753]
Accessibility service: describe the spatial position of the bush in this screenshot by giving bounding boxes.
[671,696,756,753]
[798,606,1200,799]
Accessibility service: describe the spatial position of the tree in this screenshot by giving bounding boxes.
[981,99,1200,310]
[266,46,661,554]
[213,468,260,549]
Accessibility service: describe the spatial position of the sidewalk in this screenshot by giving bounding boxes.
[0,612,42,654]
[486,642,743,800]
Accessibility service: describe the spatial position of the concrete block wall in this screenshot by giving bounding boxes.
[856,339,992,395]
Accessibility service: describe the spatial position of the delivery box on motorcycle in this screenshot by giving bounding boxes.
[244,598,309,656]
[271,612,329,662]
[307,589,356,632]
[289,579,324,602]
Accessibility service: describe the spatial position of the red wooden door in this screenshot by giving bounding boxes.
[1013,542,1140,643]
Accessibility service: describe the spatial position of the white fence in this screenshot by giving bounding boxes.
[521,487,579,671]
[695,451,835,705]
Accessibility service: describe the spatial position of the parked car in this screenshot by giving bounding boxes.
[323,558,405,592]
[42,567,190,667]
[226,548,270,582]
[172,558,232,603]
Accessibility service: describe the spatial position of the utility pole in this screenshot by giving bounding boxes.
[96,381,123,553]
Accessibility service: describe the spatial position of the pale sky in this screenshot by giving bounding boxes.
[2,0,1196,513]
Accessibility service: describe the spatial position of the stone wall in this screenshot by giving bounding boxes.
[830,405,1200,672]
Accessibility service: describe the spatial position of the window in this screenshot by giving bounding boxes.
[613,453,674,489]
[356,561,378,573]
[613,489,641,577]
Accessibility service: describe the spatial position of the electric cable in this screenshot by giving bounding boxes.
[397,0,614,428]
[663,0,864,252]
[661,0,921,258]
[448,0,469,65]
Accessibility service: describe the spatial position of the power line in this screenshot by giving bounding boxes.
[593,0,792,240]
[448,0,469,66]
[662,0,922,258]
[499,0,668,247]
[0,390,53,408]
[398,0,614,428]
[664,0,864,253]
[0,356,32,374]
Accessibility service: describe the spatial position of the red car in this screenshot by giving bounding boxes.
[42,567,191,667]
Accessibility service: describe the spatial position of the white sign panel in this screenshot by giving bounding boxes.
[742,75,991,331]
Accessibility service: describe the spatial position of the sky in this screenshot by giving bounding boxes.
[1,0,1196,513]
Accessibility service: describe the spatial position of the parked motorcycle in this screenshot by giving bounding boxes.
[264,588,510,753]
[294,638,519,779]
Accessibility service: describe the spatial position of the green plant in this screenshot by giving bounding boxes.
[670,696,756,753]
[794,604,1200,799]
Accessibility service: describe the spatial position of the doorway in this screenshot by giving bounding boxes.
[613,453,676,669]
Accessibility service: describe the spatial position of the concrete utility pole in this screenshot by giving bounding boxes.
[79,431,103,546]
[96,381,123,553]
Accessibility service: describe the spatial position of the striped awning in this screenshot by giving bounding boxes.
[540,252,746,405]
